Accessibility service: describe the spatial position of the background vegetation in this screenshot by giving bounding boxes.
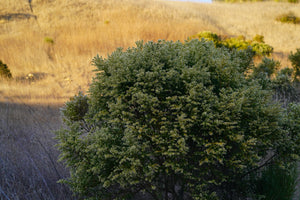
[0,0,300,199]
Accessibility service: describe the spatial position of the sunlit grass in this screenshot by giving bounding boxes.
[0,0,300,105]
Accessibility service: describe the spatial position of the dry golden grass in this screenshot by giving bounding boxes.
[0,0,216,104]
[1,0,300,105]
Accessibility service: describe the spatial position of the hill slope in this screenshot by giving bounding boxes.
[1,0,300,104]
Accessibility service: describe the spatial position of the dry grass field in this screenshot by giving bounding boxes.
[0,0,300,199]
[1,0,300,104]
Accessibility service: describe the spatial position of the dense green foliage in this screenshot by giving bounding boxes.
[191,32,273,56]
[56,40,300,200]
[0,60,12,79]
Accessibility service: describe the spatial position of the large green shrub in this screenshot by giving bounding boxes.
[0,60,12,79]
[56,40,300,200]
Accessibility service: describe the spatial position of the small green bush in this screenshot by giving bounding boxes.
[191,31,221,46]
[223,37,250,50]
[252,57,280,78]
[44,37,54,44]
[61,91,88,122]
[251,42,273,56]
[276,12,300,24]
[0,60,12,79]
[289,48,300,81]
[191,31,273,56]
[252,34,265,43]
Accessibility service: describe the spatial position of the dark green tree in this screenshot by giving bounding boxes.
[56,39,300,200]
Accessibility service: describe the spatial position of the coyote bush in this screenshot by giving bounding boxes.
[192,31,221,46]
[0,60,12,79]
[276,12,300,24]
[252,34,264,43]
[44,37,54,44]
[60,92,88,122]
[192,31,273,56]
[56,40,300,200]
[252,57,280,78]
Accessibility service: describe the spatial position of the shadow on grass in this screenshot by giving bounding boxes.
[0,101,75,200]
[0,13,37,21]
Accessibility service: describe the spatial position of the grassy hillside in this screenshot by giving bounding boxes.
[0,0,300,199]
[0,0,219,104]
[1,0,300,104]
